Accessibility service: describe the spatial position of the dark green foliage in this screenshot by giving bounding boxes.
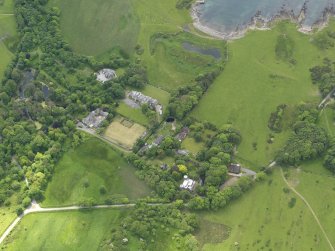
[324,141,335,173]
[167,69,222,120]
[268,104,286,132]
[310,58,335,97]
[313,33,335,50]
[275,34,295,63]
[288,197,296,208]
[0,0,127,208]
[120,64,148,89]
[276,122,328,165]
[107,203,199,249]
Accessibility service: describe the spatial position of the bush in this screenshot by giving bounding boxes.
[16,207,24,216]
[288,197,296,208]
[99,185,107,195]
[22,197,32,208]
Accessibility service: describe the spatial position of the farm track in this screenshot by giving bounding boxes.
[280,168,335,251]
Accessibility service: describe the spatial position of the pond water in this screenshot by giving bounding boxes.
[19,70,35,99]
[196,0,335,34]
[42,85,49,99]
[182,42,221,59]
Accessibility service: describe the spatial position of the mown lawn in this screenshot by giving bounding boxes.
[192,21,335,168]
[198,169,329,250]
[181,137,204,155]
[0,209,142,251]
[49,0,140,56]
[43,138,151,206]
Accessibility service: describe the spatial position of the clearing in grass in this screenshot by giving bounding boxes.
[192,21,335,168]
[104,117,147,150]
[198,169,329,250]
[43,137,151,207]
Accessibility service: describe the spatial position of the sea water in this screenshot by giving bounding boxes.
[196,0,335,34]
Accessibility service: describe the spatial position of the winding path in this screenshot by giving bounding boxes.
[280,168,335,251]
[0,201,164,245]
[318,88,335,109]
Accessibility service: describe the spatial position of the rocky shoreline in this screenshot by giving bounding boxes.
[191,0,335,40]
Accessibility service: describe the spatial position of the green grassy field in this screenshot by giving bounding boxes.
[287,161,335,246]
[181,137,204,155]
[51,0,224,90]
[0,209,143,250]
[142,84,170,108]
[0,0,16,80]
[49,0,140,56]
[198,169,329,250]
[192,21,335,168]
[0,208,187,251]
[0,207,16,236]
[319,107,335,137]
[145,32,226,90]
[43,138,151,206]
[117,102,149,126]
[0,0,14,14]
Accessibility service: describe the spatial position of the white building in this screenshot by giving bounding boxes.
[128,91,163,115]
[96,69,117,83]
[180,175,196,191]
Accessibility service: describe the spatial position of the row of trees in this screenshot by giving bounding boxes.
[167,69,222,120]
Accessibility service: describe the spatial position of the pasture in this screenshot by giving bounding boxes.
[43,138,150,206]
[288,161,335,246]
[198,169,329,250]
[0,209,141,251]
[192,21,335,167]
[49,0,140,56]
[104,117,146,150]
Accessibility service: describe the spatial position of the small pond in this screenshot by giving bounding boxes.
[182,42,221,59]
